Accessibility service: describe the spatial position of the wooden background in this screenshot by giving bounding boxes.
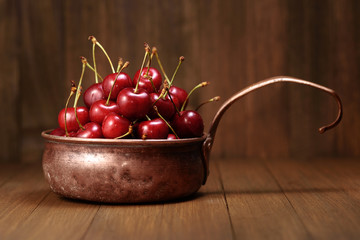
[0,0,359,163]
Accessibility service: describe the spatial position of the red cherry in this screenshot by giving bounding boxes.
[68,131,77,137]
[148,92,179,120]
[169,86,188,109]
[116,88,152,121]
[167,133,177,140]
[102,72,133,100]
[89,99,120,124]
[50,127,65,136]
[58,107,89,132]
[102,112,131,139]
[172,110,204,138]
[137,118,169,139]
[76,122,103,138]
[50,128,77,137]
[133,67,162,93]
[83,83,106,108]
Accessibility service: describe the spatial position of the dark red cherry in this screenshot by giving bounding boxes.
[148,92,179,120]
[102,112,131,139]
[167,133,177,140]
[50,128,77,137]
[76,122,103,138]
[58,107,90,132]
[83,83,106,108]
[172,110,204,138]
[89,99,120,124]
[117,88,152,121]
[137,118,169,139]
[102,72,133,100]
[50,127,65,136]
[169,86,188,109]
[133,67,162,93]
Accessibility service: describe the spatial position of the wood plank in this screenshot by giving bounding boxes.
[0,164,25,186]
[4,0,358,163]
[0,0,359,164]
[0,164,49,238]
[265,158,360,239]
[18,0,66,164]
[7,193,99,240]
[157,159,233,240]
[19,0,66,131]
[82,158,233,240]
[0,0,20,162]
[312,158,360,190]
[217,158,310,240]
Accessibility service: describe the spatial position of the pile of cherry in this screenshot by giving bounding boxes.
[51,37,219,140]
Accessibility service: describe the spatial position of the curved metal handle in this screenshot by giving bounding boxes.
[201,76,342,184]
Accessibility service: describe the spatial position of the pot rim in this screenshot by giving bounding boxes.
[41,130,207,146]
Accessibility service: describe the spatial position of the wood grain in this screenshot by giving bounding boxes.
[2,158,360,239]
[0,0,20,162]
[0,0,359,162]
[8,193,99,240]
[0,165,49,237]
[265,158,360,239]
[82,160,233,240]
[217,158,310,239]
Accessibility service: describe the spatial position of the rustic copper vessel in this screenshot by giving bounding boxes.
[42,76,342,203]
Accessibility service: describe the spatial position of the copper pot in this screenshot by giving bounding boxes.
[42,76,342,203]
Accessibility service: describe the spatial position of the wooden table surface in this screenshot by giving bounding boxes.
[1,157,360,240]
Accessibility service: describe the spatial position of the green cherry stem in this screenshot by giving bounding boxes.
[169,56,185,86]
[153,106,179,139]
[89,36,115,74]
[85,62,103,81]
[195,96,221,111]
[153,47,171,85]
[181,81,210,111]
[134,43,150,93]
[166,87,180,115]
[115,125,133,139]
[64,81,77,137]
[145,49,154,72]
[89,36,99,84]
[106,61,129,105]
[116,58,123,73]
[161,56,184,99]
[73,57,87,130]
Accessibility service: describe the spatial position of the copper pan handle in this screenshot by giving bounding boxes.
[201,76,342,184]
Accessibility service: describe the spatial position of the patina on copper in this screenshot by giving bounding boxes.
[42,76,342,203]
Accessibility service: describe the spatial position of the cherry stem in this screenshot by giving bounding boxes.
[161,56,185,99]
[166,87,181,116]
[73,57,87,130]
[153,106,179,139]
[153,47,171,85]
[106,61,129,105]
[115,125,133,139]
[148,76,157,92]
[134,43,150,93]
[85,62,103,81]
[116,58,123,73]
[64,81,77,137]
[181,81,210,111]
[195,96,221,111]
[89,36,99,83]
[140,45,156,91]
[145,50,153,73]
[169,56,185,86]
[89,36,115,74]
